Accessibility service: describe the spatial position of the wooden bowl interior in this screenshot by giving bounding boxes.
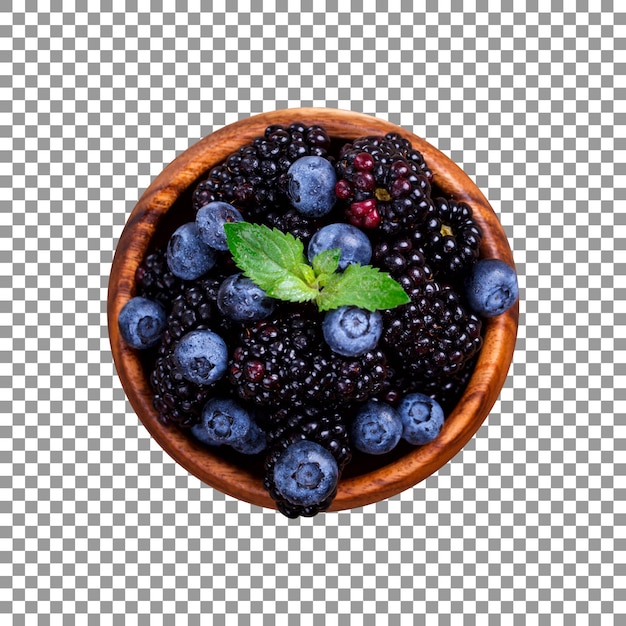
[108,108,518,512]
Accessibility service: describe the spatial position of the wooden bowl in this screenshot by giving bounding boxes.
[108,108,519,512]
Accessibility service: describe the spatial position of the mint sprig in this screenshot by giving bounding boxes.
[224,222,410,312]
[223,221,318,303]
[315,263,410,312]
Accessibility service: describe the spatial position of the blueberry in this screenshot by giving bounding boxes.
[118,296,166,349]
[166,222,216,280]
[397,393,444,446]
[272,440,339,507]
[201,397,254,445]
[231,423,267,455]
[464,258,518,318]
[217,273,276,322]
[190,421,221,447]
[173,329,228,385]
[322,306,383,357]
[196,201,244,251]
[350,401,402,455]
[308,223,372,270]
[287,155,337,217]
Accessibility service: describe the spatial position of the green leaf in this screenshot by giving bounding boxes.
[317,264,411,312]
[224,221,409,312]
[300,264,317,286]
[224,222,318,302]
[264,274,319,302]
[312,248,341,278]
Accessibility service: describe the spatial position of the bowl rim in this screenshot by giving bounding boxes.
[108,107,519,512]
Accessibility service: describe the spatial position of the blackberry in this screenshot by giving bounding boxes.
[263,405,351,517]
[335,134,434,235]
[192,123,332,219]
[163,276,232,342]
[150,349,216,428]
[427,197,483,281]
[229,306,389,409]
[329,349,388,405]
[135,247,186,312]
[418,356,477,414]
[228,307,335,408]
[150,277,231,427]
[372,229,436,299]
[371,197,481,291]
[372,132,433,182]
[263,207,321,247]
[382,282,483,383]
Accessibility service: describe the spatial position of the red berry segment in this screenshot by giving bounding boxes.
[335,179,352,200]
[346,198,381,229]
[354,171,376,191]
[353,151,374,171]
[244,359,265,382]
[391,177,411,198]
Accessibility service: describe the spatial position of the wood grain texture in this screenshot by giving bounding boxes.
[108,108,519,512]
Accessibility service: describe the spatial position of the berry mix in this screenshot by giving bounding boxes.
[119,122,518,518]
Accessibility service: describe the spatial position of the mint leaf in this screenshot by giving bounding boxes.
[224,222,318,302]
[300,264,317,287]
[265,274,319,302]
[311,248,341,279]
[225,222,409,312]
[316,264,411,312]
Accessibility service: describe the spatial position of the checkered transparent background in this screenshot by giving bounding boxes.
[2,1,624,623]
